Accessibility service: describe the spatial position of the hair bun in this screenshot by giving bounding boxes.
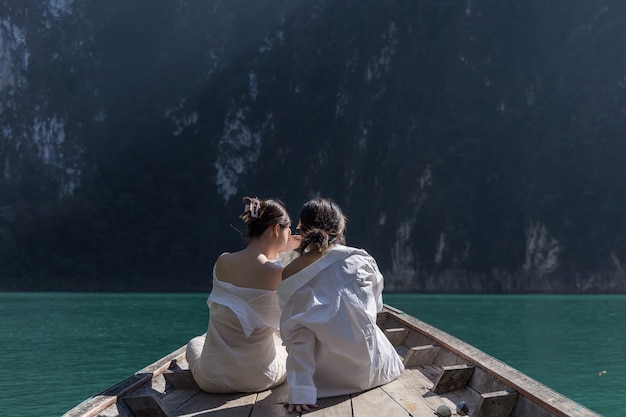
[296,197,346,254]
[239,196,290,239]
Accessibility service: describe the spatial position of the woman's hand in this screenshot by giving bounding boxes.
[286,234,302,251]
[285,403,319,413]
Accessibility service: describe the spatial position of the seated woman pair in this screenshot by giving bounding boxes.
[186,196,404,413]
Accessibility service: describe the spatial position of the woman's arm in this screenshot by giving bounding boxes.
[282,251,323,280]
[282,326,319,410]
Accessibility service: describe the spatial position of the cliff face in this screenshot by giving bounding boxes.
[1,0,626,292]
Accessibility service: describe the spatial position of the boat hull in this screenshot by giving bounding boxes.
[63,305,600,417]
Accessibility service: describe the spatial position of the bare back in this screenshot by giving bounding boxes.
[215,250,283,291]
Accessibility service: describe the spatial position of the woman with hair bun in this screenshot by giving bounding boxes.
[278,198,404,413]
[186,196,299,393]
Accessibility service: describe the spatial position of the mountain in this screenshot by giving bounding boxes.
[1,0,625,292]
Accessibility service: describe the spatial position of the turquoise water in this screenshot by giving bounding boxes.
[386,294,625,417]
[1,293,623,416]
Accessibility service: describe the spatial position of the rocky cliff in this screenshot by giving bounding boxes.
[1,0,626,292]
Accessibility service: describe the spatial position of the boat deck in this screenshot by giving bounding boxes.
[115,368,465,416]
[64,306,601,417]
[75,358,474,417]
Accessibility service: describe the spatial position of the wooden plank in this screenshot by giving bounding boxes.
[161,388,202,415]
[64,307,601,417]
[383,308,601,417]
[403,330,438,352]
[466,366,509,394]
[306,395,352,417]
[392,370,479,416]
[122,395,168,417]
[418,365,442,384]
[163,370,199,390]
[249,402,289,417]
[63,373,155,417]
[352,385,413,416]
[510,395,555,417]
[62,394,120,417]
[253,385,351,417]
[384,327,409,345]
[208,392,259,417]
[379,370,442,415]
[394,344,409,358]
[403,345,440,368]
[254,383,290,405]
[250,383,291,417]
[432,365,475,394]
[472,390,518,417]
[376,311,389,326]
[433,389,478,416]
[170,391,258,417]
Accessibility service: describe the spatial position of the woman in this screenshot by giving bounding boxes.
[186,196,298,393]
[278,198,404,413]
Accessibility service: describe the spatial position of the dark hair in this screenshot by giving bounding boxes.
[240,196,290,240]
[297,198,347,254]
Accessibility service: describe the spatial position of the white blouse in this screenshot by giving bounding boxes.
[277,244,404,404]
[186,271,287,393]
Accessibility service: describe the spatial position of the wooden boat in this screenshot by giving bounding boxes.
[64,304,600,417]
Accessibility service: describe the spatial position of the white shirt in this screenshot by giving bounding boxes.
[187,271,287,393]
[277,244,404,404]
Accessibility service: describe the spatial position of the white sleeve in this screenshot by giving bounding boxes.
[283,326,318,404]
[369,258,384,312]
[351,253,385,312]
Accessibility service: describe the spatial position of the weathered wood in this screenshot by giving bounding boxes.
[432,364,475,394]
[63,374,153,417]
[122,395,169,417]
[161,389,203,415]
[510,395,555,417]
[63,306,602,417]
[174,391,258,417]
[403,344,440,368]
[395,370,482,417]
[473,390,518,417]
[163,370,199,390]
[379,370,444,415]
[403,330,439,352]
[394,344,409,358]
[351,386,412,417]
[307,395,352,417]
[255,382,290,405]
[393,312,600,417]
[62,394,120,417]
[203,391,259,417]
[384,327,409,345]
[466,366,510,394]
[249,403,290,417]
[250,382,291,417]
[376,311,389,327]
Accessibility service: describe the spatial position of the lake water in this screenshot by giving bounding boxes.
[1,292,623,416]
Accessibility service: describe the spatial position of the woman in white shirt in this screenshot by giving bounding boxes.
[186,196,299,393]
[278,198,404,413]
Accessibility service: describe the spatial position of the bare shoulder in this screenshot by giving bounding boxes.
[220,251,284,290]
[247,258,282,290]
[214,251,233,270]
[218,251,234,259]
[261,260,283,280]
